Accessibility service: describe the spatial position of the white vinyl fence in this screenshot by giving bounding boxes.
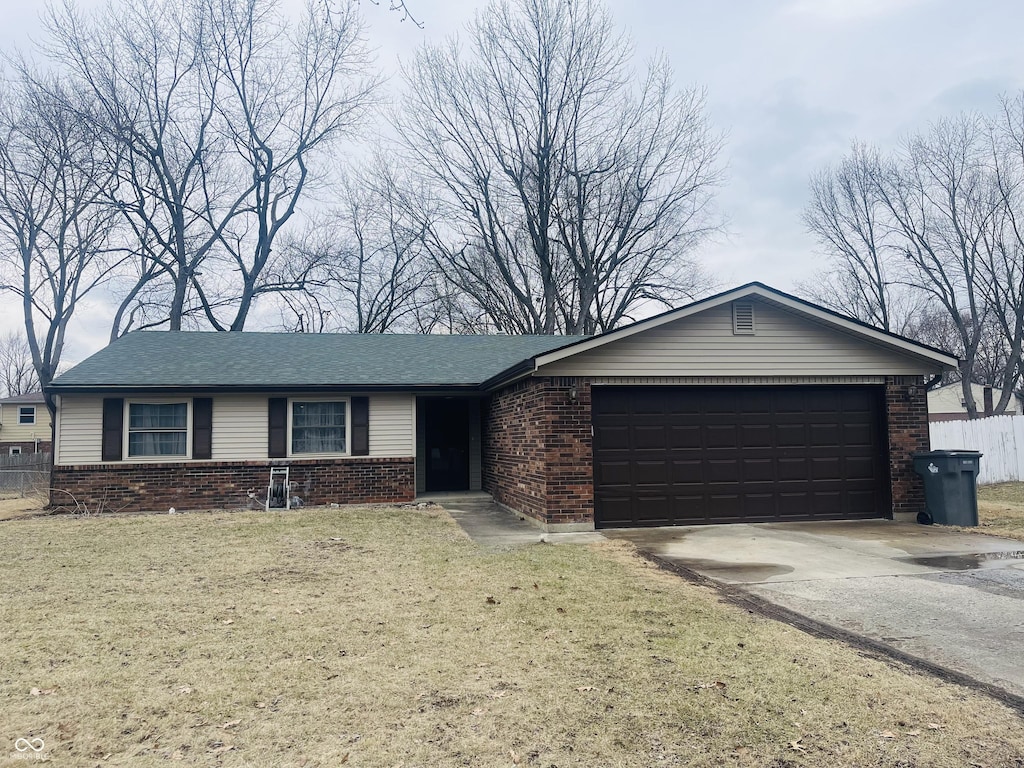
[929,415,1024,485]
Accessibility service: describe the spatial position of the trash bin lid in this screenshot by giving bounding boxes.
[913,450,983,458]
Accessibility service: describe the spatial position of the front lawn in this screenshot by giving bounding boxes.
[1,506,1022,767]
[977,482,1024,541]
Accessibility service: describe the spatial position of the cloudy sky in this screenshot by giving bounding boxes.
[2,0,1024,362]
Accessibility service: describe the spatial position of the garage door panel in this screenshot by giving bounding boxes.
[741,424,773,448]
[706,493,742,519]
[741,494,778,519]
[706,425,739,448]
[777,457,808,481]
[846,489,879,516]
[595,462,633,488]
[706,459,740,483]
[742,458,775,482]
[844,456,877,480]
[634,425,666,449]
[810,423,841,447]
[811,456,842,480]
[668,425,702,449]
[776,424,806,447]
[633,495,672,523]
[671,459,703,484]
[593,386,887,528]
[597,496,636,526]
[596,425,630,450]
[633,460,668,486]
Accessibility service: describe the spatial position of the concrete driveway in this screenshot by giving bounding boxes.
[605,521,1024,700]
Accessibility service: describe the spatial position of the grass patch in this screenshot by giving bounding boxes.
[1,506,1022,767]
[977,482,1024,541]
[0,491,47,521]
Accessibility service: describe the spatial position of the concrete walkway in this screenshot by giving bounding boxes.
[606,520,1024,699]
[423,493,604,549]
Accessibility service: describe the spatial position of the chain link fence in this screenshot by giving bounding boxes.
[0,453,50,497]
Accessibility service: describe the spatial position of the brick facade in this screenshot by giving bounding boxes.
[50,457,415,514]
[482,377,593,528]
[885,376,930,518]
[484,376,932,529]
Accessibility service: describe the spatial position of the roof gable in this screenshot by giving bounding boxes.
[532,283,959,373]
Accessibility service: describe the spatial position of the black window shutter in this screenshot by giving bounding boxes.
[268,398,288,458]
[192,398,213,460]
[101,398,124,461]
[351,396,369,456]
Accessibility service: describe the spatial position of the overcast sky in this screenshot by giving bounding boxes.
[2,0,1024,362]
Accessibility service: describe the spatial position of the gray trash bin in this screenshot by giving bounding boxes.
[912,450,982,526]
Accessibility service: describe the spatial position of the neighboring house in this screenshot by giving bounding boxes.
[47,283,958,529]
[0,391,52,455]
[927,381,1024,422]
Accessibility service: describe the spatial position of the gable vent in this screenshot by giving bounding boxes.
[732,302,755,335]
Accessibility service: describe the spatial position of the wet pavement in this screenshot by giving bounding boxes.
[606,520,1024,698]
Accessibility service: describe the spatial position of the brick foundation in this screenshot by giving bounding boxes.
[886,376,930,518]
[483,377,593,528]
[50,457,415,514]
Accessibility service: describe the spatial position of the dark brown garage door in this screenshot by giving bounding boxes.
[592,386,888,527]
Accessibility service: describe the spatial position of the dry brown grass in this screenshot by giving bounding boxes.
[0,491,47,521]
[1,505,1022,767]
[976,482,1024,542]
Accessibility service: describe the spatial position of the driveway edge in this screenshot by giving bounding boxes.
[637,550,1024,715]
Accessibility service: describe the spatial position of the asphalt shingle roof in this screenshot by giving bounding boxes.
[0,391,46,404]
[49,331,587,390]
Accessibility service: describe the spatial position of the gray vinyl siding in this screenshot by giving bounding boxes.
[538,299,942,378]
[55,392,415,466]
[55,395,104,465]
[367,394,416,457]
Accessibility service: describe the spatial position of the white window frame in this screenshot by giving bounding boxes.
[124,399,192,461]
[9,446,22,456]
[18,406,36,425]
[287,397,351,458]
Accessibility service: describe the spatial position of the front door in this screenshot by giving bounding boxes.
[424,398,471,492]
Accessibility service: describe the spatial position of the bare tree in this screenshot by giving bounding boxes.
[982,93,1024,412]
[802,142,906,332]
[804,117,1015,418]
[45,0,377,336]
[192,0,379,331]
[279,161,430,333]
[0,76,120,413]
[396,0,722,335]
[0,331,40,397]
[879,116,1002,417]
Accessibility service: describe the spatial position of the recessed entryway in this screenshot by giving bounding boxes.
[417,397,483,493]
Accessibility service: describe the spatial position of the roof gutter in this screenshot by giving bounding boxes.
[45,383,487,396]
[478,357,537,392]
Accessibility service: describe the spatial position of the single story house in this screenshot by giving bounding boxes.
[47,283,958,529]
[927,381,1024,422]
[0,391,52,455]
